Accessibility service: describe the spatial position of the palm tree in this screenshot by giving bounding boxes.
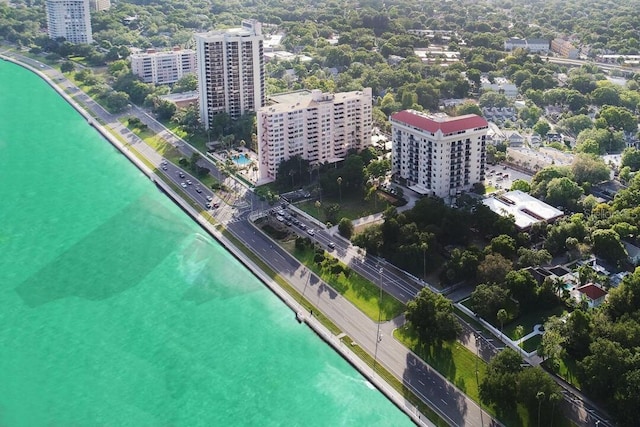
[549,392,561,427]
[497,308,508,338]
[536,391,546,427]
[336,176,343,203]
[514,325,524,355]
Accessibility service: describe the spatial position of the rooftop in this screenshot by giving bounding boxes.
[576,283,607,301]
[390,110,488,134]
[482,190,564,230]
[263,89,371,114]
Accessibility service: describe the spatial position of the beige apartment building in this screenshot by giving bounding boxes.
[195,19,265,127]
[257,88,373,182]
[130,48,197,85]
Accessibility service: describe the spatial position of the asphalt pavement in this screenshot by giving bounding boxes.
[2,48,613,427]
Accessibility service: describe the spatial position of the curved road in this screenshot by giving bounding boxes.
[3,48,612,427]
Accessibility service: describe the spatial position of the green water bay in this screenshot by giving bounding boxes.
[0,60,411,426]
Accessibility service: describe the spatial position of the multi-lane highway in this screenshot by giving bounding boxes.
[8,50,612,427]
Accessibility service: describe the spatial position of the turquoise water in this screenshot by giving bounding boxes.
[0,60,411,426]
[233,154,251,166]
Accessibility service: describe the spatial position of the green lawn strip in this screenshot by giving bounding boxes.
[395,325,487,403]
[543,356,583,390]
[394,326,541,426]
[220,230,341,336]
[296,195,387,222]
[283,241,405,321]
[453,306,492,336]
[339,336,449,427]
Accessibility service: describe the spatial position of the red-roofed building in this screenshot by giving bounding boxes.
[574,283,608,308]
[390,110,488,198]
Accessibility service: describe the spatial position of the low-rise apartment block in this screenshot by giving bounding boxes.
[551,39,579,59]
[130,48,197,85]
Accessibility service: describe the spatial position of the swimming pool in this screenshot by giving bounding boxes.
[232,154,251,166]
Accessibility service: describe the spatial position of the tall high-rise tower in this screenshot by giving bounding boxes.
[46,0,93,44]
[195,20,265,128]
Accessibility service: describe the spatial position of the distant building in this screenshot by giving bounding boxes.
[46,0,93,44]
[89,0,110,11]
[390,110,488,198]
[130,48,196,85]
[573,283,607,308]
[481,77,518,98]
[159,91,199,109]
[195,19,265,127]
[257,88,373,182]
[504,38,550,53]
[551,39,579,59]
[482,190,564,230]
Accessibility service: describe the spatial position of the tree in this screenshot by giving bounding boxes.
[599,105,637,133]
[592,228,627,266]
[621,147,640,172]
[405,288,461,345]
[557,114,593,136]
[60,61,75,73]
[489,234,517,258]
[530,166,571,199]
[479,91,511,108]
[578,338,632,402]
[151,97,177,120]
[456,102,482,116]
[469,284,510,320]
[540,316,566,363]
[533,119,551,137]
[570,153,611,185]
[504,269,538,305]
[497,308,509,337]
[336,176,343,203]
[103,91,129,113]
[172,74,198,93]
[477,253,513,284]
[514,325,525,355]
[338,218,354,239]
[545,177,583,210]
[480,348,522,411]
[510,179,531,192]
[516,247,552,268]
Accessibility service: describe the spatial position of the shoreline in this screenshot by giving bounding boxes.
[0,54,430,426]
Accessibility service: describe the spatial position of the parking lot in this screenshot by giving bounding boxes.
[485,164,534,192]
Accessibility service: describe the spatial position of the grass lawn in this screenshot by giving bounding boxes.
[394,325,576,427]
[544,356,582,390]
[503,305,566,340]
[394,325,488,405]
[283,241,405,321]
[119,117,183,161]
[297,193,389,223]
[522,334,542,353]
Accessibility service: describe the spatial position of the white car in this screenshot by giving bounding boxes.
[180,182,187,188]
[307,228,315,236]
